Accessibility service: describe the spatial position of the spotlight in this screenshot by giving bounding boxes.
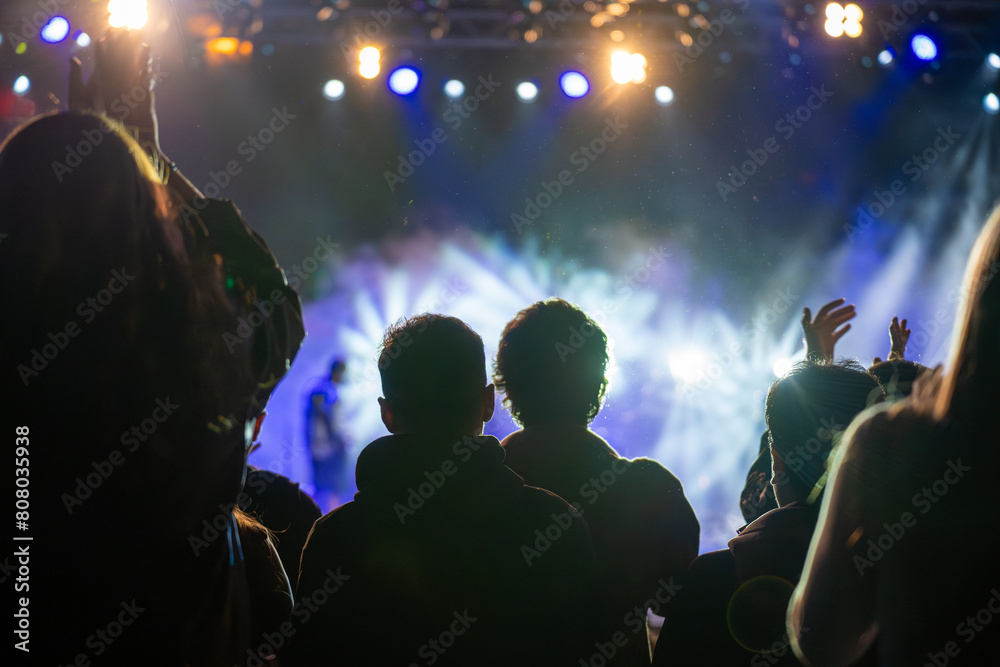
[877,49,894,66]
[107,0,148,29]
[772,357,796,377]
[359,46,380,79]
[988,53,1000,70]
[13,75,30,94]
[654,85,675,106]
[611,51,646,84]
[668,349,710,385]
[985,93,999,115]
[559,71,589,99]
[75,32,91,48]
[911,34,938,61]
[516,81,539,102]
[388,67,420,96]
[41,17,70,43]
[323,79,345,100]
[443,79,464,99]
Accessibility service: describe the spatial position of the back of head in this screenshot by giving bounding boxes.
[869,360,930,402]
[494,298,609,426]
[766,360,884,500]
[935,203,1000,422]
[378,314,486,432]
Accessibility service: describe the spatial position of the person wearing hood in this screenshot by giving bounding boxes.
[651,360,884,666]
[285,314,598,666]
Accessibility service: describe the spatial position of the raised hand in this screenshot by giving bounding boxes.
[887,316,910,361]
[802,298,856,362]
[69,29,159,152]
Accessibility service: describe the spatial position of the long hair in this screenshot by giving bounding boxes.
[0,111,254,432]
[932,204,1000,421]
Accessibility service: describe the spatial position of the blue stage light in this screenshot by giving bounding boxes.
[911,34,937,61]
[559,71,589,99]
[388,67,420,96]
[41,16,70,43]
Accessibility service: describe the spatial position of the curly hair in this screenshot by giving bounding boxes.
[494,298,610,426]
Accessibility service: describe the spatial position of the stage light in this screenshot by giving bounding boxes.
[13,76,30,94]
[824,18,844,37]
[41,17,70,43]
[443,79,464,99]
[877,49,894,66]
[207,37,239,55]
[668,349,710,385]
[559,71,589,98]
[772,357,796,377]
[516,81,539,102]
[825,3,845,21]
[76,32,91,48]
[985,93,1000,115]
[388,67,420,96]
[359,46,380,79]
[843,18,862,38]
[844,3,862,21]
[654,85,675,106]
[987,53,1000,70]
[911,34,937,61]
[611,51,646,85]
[108,0,148,29]
[323,79,345,100]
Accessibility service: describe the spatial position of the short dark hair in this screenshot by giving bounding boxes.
[765,360,884,498]
[494,298,609,426]
[868,359,929,401]
[378,314,486,431]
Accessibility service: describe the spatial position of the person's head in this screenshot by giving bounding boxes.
[935,203,1000,420]
[868,359,930,402]
[0,112,251,431]
[329,358,347,383]
[765,360,884,506]
[376,314,493,435]
[493,298,610,427]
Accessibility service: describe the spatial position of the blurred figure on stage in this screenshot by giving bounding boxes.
[306,358,350,510]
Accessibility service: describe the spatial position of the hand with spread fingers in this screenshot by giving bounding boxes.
[801,298,856,362]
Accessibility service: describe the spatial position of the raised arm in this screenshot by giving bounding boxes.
[802,298,856,362]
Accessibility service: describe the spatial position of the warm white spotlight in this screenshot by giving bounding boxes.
[843,18,862,38]
[443,79,464,99]
[516,81,539,102]
[654,85,675,106]
[359,46,381,79]
[611,51,646,84]
[824,18,845,37]
[323,79,345,100]
[108,0,148,29]
[825,2,845,21]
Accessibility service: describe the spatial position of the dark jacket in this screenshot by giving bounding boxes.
[285,432,598,667]
[652,502,878,666]
[502,426,700,666]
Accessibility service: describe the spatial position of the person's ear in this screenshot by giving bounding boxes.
[378,397,398,433]
[481,384,496,424]
[769,444,785,478]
